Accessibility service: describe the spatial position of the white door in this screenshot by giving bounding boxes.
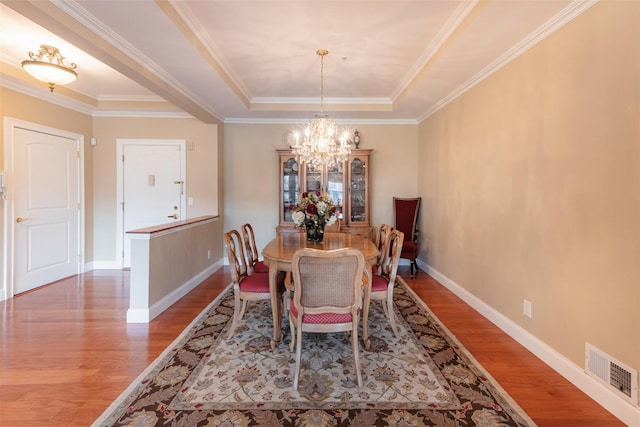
[120,140,185,267]
[13,127,80,294]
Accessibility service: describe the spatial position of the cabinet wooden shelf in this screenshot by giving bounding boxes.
[277,149,372,237]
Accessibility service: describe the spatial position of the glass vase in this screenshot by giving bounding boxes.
[305,222,325,243]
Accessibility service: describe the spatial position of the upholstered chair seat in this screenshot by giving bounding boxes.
[290,301,356,324]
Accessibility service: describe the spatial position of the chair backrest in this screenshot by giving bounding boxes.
[241,223,259,273]
[393,197,420,240]
[224,229,248,284]
[373,223,393,266]
[291,248,365,318]
[379,229,404,282]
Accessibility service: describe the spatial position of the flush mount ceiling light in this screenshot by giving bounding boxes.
[291,49,352,168]
[21,45,77,92]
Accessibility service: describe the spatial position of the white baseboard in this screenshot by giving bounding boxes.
[126,308,150,323]
[126,260,224,324]
[419,260,640,427]
[85,260,121,270]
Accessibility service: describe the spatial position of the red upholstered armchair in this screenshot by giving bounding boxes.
[393,197,421,279]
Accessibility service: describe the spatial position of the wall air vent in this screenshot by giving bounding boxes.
[585,343,638,407]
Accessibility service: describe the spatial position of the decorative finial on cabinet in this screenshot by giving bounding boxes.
[353,129,360,148]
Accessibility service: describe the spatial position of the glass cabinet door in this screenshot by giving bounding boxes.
[304,163,322,193]
[281,157,299,223]
[327,162,344,220]
[349,157,367,224]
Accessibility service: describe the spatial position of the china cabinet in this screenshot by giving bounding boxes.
[277,149,372,237]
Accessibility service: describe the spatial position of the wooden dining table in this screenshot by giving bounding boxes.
[262,231,379,349]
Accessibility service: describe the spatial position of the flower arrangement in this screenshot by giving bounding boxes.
[289,191,338,228]
[289,191,338,242]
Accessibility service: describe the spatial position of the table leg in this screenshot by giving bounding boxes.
[269,265,282,350]
[362,263,373,349]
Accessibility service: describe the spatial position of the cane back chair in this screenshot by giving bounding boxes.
[289,248,366,390]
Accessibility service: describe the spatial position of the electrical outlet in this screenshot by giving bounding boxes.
[523,299,532,318]
[207,249,211,259]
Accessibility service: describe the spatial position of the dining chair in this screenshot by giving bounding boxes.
[241,223,269,274]
[224,229,285,339]
[393,197,421,279]
[372,223,392,274]
[289,247,365,390]
[370,229,404,337]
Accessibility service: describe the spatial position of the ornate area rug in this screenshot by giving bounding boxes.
[93,279,536,426]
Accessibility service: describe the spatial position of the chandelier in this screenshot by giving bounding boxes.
[21,45,78,92]
[291,49,352,168]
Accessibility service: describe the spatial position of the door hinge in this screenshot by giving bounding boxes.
[122,154,125,162]
[77,151,80,158]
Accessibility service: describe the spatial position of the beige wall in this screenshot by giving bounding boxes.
[418,0,639,371]
[0,87,94,282]
[148,218,221,306]
[93,116,221,263]
[223,123,418,252]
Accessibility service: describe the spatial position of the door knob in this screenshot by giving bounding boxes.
[16,217,26,223]
[167,213,178,219]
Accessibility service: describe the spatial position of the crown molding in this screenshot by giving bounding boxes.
[418,0,598,122]
[2,75,194,120]
[92,110,194,119]
[50,0,223,122]
[223,117,417,125]
[1,76,95,116]
[391,0,479,102]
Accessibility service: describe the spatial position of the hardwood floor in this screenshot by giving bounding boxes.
[0,267,624,426]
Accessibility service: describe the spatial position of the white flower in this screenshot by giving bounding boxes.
[316,201,328,215]
[291,210,306,226]
[326,215,337,226]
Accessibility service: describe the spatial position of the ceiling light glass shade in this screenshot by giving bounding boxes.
[21,45,77,92]
[291,49,352,168]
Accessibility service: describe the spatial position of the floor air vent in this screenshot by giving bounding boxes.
[586,343,638,406]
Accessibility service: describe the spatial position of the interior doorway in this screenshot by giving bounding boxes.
[116,139,186,268]
[2,118,84,300]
